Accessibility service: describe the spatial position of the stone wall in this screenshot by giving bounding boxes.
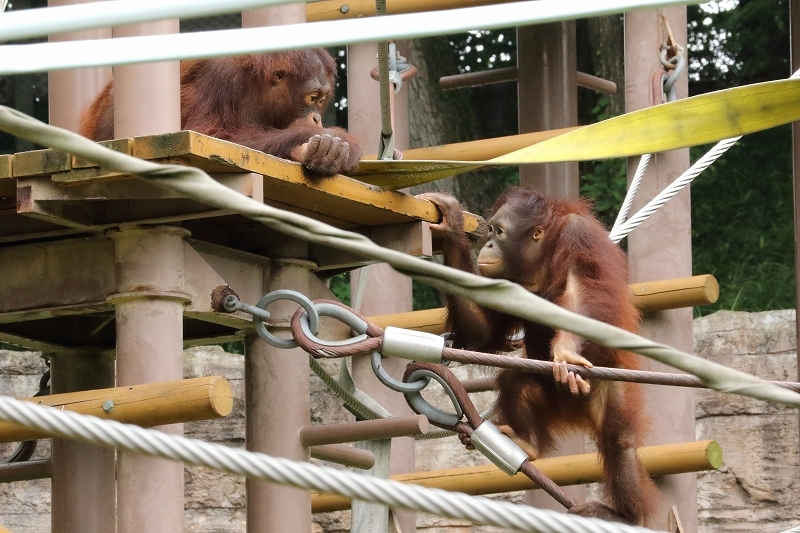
[0,310,797,532]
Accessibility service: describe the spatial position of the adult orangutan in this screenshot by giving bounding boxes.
[420,187,660,526]
[78,49,361,176]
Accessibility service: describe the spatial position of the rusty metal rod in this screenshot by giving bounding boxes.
[439,67,617,94]
[309,444,376,470]
[0,459,52,483]
[298,415,430,447]
[443,348,800,393]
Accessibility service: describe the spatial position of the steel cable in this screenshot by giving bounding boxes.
[0,394,654,533]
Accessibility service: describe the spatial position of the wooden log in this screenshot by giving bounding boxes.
[366,275,719,334]
[311,440,722,513]
[0,376,232,443]
[631,274,719,313]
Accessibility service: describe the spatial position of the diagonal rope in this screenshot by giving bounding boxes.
[1,106,799,408]
[611,153,649,233]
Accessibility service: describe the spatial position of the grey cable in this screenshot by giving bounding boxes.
[0,395,655,533]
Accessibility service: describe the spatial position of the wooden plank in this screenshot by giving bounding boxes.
[131,131,484,233]
[71,138,134,168]
[0,154,13,198]
[11,148,70,177]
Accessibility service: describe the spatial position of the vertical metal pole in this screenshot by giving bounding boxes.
[516,22,585,513]
[112,21,180,138]
[47,2,115,529]
[517,22,579,198]
[50,351,116,533]
[790,0,800,454]
[625,9,697,531]
[245,260,312,533]
[348,40,416,533]
[109,226,190,533]
[47,0,111,132]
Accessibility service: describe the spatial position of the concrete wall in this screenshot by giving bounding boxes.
[0,309,797,532]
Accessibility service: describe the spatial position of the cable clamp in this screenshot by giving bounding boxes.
[381,326,444,363]
[469,421,529,476]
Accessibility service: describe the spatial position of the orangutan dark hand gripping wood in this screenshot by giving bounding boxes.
[419,188,660,526]
[79,49,361,177]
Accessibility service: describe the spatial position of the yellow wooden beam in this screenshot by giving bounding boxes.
[367,275,719,334]
[0,154,12,198]
[312,440,722,513]
[0,376,232,443]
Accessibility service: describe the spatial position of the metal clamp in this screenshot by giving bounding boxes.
[381,327,444,363]
[468,420,529,476]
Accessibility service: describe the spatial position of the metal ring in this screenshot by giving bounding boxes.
[662,53,685,94]
[404,369,464,427]
[299,302,370,348]
[371,351,430,393]
[253,290,319,349]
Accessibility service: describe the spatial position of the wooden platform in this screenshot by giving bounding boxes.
[0,130,483,251]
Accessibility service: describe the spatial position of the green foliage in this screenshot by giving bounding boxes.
[329,272,351,306]
[412,280,443,310]
[691,126,795,314]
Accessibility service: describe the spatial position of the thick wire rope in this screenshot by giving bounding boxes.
[0,395,654,533]
[611,154,649,233]
[2,107,799,408]
[780,527,800,533]
[608,136,741,243]
[609,67,800,243]
[308,355,383,421]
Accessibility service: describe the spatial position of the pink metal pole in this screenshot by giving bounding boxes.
[109,226,190,533]
[50,351,116,533]
[517,22,579,199]
[112,21,180,138]
[245,261,313,533]
[47,3,116,529]
[625,8,697,530]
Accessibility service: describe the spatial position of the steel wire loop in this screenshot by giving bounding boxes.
[290,299,384,358]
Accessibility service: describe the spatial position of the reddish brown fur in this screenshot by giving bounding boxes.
[78,49,361,176]
[424,187,659,526]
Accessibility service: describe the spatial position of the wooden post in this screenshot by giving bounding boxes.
[109,226,189,533]
[625,8,697,530]
[50,351,116,533]
[348,39,416,532]
[245,261,313,533]
[516,21,585,512]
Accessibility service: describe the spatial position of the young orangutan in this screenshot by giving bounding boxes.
[78,49,361,176]
[420,187,660,526]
